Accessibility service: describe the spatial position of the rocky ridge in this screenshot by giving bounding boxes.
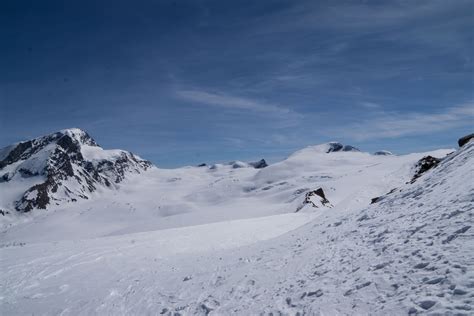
[0,128,152,212]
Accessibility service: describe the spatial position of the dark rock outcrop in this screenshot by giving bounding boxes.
[371,197,382,204]
[0,141,33,169]
[249,159,268,169]
[325,142,360,153]
[374,150,393,156]
[371,188,397,204]
[342,145,360,152]
[458,133,474,147]
[296,188,333,212]
[231,161,247,169]
[305,188,331,206]
[411,156,441,183]
[327,142,344,153]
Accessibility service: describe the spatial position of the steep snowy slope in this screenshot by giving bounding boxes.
[1,139,471,315]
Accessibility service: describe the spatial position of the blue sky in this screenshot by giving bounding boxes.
[1,0,473,167]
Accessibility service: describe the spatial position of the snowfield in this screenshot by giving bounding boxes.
[0,139,452,243]
[0,131,473,315]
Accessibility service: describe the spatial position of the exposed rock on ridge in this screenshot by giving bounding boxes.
[458,133,474,147]
[0,128,152,212]
[296,188,333,212]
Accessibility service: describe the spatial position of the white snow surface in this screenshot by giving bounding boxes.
[1,140,472,315]
[1,144,452,242]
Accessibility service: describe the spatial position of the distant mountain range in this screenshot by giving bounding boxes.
[0,128,395,213]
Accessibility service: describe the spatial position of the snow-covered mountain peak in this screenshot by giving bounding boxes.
[58,128,99,147]
[289,142,361,159]
[0,128,152,212]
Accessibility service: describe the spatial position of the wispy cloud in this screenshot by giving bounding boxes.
[176,89,302,121]
[334,101,474,141]
[359,101,381,109]
[253,0,471,35]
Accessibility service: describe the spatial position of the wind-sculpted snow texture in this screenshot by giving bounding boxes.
[0,131,472,315]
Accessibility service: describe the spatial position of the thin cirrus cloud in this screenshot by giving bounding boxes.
[176,89,302,122]
[359,101,381,109]
[337,101,474,141]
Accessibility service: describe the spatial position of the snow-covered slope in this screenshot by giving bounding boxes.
[0,129,452,243]
[0,137,472,315]
[0,128,152,213]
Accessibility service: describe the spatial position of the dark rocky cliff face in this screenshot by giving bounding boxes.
[0,129,153,212]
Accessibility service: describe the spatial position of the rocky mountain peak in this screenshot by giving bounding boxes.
[0,128,98,170]
[58,128,99,147]
[0,128,153,212]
